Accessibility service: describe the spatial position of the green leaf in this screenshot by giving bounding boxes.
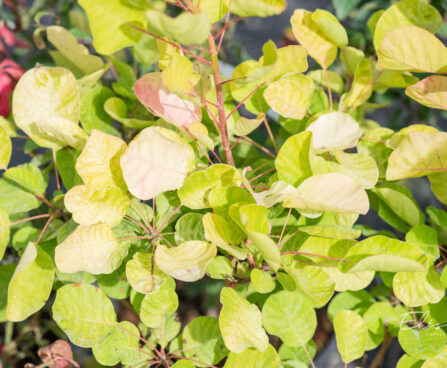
[291,9,337,68]
[341,236,430,273]
[378,26,447,73]
[56,149,82,190]
[171,361,195,368]
[0,264,15,322]
[324,267,374,292]
[298,225,361,240]
[406,225,439,260]
[285,264,335,307]
[406,76,447,110]
[235,113,265,136]
[6,243,54,321]
[262,290,316,345]
[46,25,104,76]
[219,287,269,353]
[279,340,316,368]
[52,283,117,347]
[393,267,445,307]
[251,269,276,293]
[80,85,119,135]
[363,301,402,337]
[78,0,147,54]
[182,316,228,366]
[333,310,368,363]
[203,213,245,246]
[92,321,142,366]
[311,9,348,48]
[308,69,343,94]
[4,163,46,195]
[373,0,442,51]
[264,75,314,120]
[126,252,169,294]
[0,178,41,215]
[422,346,447,368]
[139,284,178,328]
[224,344,281,367]
[145,10,210,45]
[206,256,233,279]
[161,53,199,93]
[247,231,281,272]
[120,127,195,200]
[64,185,129,226]
[275,131,312,186]
[12,66,87,150]
[133,35,159,65]
[386,131,447,180]
[429,172,447,205]
[0,127,11,170]
[155,241,216,282]
[333,0,361,20]
[0,206,10,259]
[397,354,423,368]
[260,45,308,82]
[208,186,254,217]
[341,58,373,109]
[55,223,128,275]
[193,0,229,23]
[175,213,206,244]
[398,326,447,360]
[231,0,286,17]
[103,97,153,129]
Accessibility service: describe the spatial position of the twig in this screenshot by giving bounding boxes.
[36,214,55,244]
[263,116,278,154]
[369,324,392,368]
[278,208,292,249]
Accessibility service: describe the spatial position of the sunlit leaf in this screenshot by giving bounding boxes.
[251,269,275,293]
[398,326,446,360]
[247,231,281,272]
[126,252,169,294]
[334,310,368,363]
[311,9,348,48]
[308,69,343,94]
[0,127,11,170]
[341,58,373,109]
[406,76,447,110]
[224,344,281,367]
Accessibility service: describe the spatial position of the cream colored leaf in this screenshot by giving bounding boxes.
[55,224,128,275]
[75,129,127,190]
[306,111,363,153]
[120,127,195,200]
[12,66,87,150]
[253,181,298,208]
[64,185,129,226]
[334,151,379,189]
[155,241,216,282]
[323,267,374,292]
[405,76,447,110]
[284,173,369,217]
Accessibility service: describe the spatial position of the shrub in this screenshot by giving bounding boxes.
[2,0,447,367]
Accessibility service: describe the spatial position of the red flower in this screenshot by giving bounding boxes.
[0,59,24,117]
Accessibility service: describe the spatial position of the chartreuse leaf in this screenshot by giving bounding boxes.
[398,326,447,360]
[236,204,269,234]
[279,341,316,368]
[393,267,445,307]
[378,26,447,73]
[334,310,368,363]
[341,236,430,273]
[422,346,447,367]
[121,127,195,200]
[275,131,312,186]
[373,0,442,51]
[92,321,142,366]
[162,54,199,93]
[406,76,447,110]
[139,284,178,328]
[251,269,275,293]
[126,252,169,294]
[135,73,201,129]
[0,206,9,259]
[297,237,355,267]
[285,264,335,307]
[363,301,403,337]
[291,9,337,69]
[46,26,104,76]
[175,213,205,244]
[264,74,314,119]
[219,287,269,353]
[388,124,438,150]
[0,127,11,170]
[103,97,153,129]
[231,0,286,17]
[52,284,117,347]
[6,243,54,321]
[397,354,423,368]
[311,9,348,48]
[247,231,281,272]
[406,225,440,259]
[203,213,245,246]
[298,224,361,239]
[386,132,447,180]
[65,185,129,226]
[178,164,241,209]
[171,361,195,368]
[56,149,82,190]
[334,151,379,189]
[155,241,216,282]
[206,256,233,279]
[306,111,363,153]
[235,113,265,136]
[341,58,372,109]
[284,173,369,218]
[145,10,210,45]
[224,344,281,367]
[4,163,46,195]
[308,69,343,94]
[259,45,308,82]
[193,0,229,23]
[12,66,87,150]
[55,224,128,275]
[262,290,317,345]
[208,186,254,216]
[76,129,127,190]
[182,316,228,366]
[0,264,15,322]
[324,267,374,292]
[78,0,146,54]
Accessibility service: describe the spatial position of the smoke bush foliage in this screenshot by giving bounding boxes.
[2,0,447,366]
